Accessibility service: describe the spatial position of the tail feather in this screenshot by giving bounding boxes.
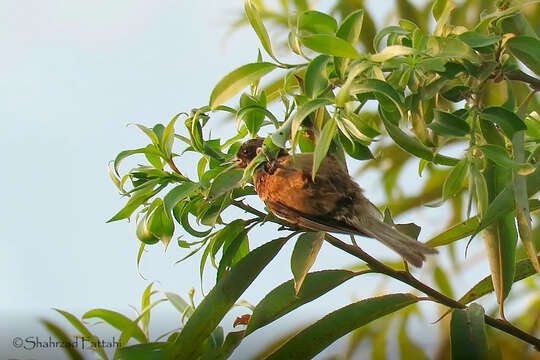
[352,216,438,267]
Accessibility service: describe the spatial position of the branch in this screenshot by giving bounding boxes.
[230,201,540,350]
[506,70,540,91]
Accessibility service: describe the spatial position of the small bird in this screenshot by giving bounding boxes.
[234,138,437,267]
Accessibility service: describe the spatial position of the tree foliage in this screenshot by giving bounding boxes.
[44,0,540,359]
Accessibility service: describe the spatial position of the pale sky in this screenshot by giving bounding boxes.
[1,1,498,359]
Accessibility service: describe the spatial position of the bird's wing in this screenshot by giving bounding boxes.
[265,199,368,236]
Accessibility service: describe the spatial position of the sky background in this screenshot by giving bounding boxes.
[1,1,511,359]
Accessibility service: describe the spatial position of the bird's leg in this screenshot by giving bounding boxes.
[402,259,411,274]
[350,235,360,248]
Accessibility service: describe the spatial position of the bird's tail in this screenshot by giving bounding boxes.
[353,216,438,267]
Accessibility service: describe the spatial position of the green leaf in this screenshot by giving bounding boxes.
[480,106,527,139]
[114,145,163,176]
[244,0,277,62]
[53,309,108,360]
[265,294,418,360]
[300,35,360,58]
[147,204,174,248]
[336,9,364,45]
[208,167,243,200]
[350,79,404,113]
[458,31,501,49]
[373,26,409,51]
[428,110,471,137]
[291,232,324,294]
[107,181,162,222]
[304,55,330,99]
[426,217,480,247]
[246,270,360,335]
[524,112,540,139]
[312,116,336,180]
[140,283,154,336]
[163,291,191,315]
[506,36,540,76]
[480,164,518,317]
[427,36,481,65]
[161,113,181,157]
[209,62,277,109]
[237,93,268,135]
[379,106,435,162]
[443,158,468,199]
[163,182,199,217]
[82,309,147,344]
[290,98,333,147]
[118,343,172,360]
[458,255,540,305]
[369,45,415,62]
[171,237,288,359]
[136,213,160,245]
[427,199,540,247]
[433,266,454,298]
[298,10,337,35]
[41,320,85,360]
[479,144,520,169]
[216,230,249,282]
[451,304,488,360]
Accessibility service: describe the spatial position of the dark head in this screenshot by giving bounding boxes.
[233,138,264,168]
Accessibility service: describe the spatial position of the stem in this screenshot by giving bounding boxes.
[230,201,540,350]
[506,71,540,91]
[168,156,183,175]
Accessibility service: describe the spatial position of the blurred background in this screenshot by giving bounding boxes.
[2,0,539,359]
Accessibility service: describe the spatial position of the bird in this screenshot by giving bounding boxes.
[233,137,438,267]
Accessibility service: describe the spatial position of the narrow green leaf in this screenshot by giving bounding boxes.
[458,31,501,49]
[41,320,85,360]
[266,294,418,360]
[216,231,249,282]
[82,309,147,344]
[506,36,540,76]
[451,304,488,360]
[373,26,409,51]
[457,255,540,305]
[379,106,434,162]
[290,98,332,147]
[433,266,454,298]
[428,110,471,137]
[53,309,108,360]
[336,9,364,45]
[163,182,199,217]
[107,181,162,222]
[140,282,154,336]
[246,270,360,335]
[161,113,181,157]
[443,158,468,199]
[304,55,330,99]
[147,204,174,248]
[300,35,360,58]
[244,0,277,62]
[114,145,162,176]
[298,10,337,35]
[427,199,540,247]
[480,106,527,139]
[171,237,288,359]
[427,36,481,64]
[350,79,404,112]
[209,62,277,109]
[118,343,172,360]
[208,168,243,200]
[163,291,191,315]
[312,116,336,180]
[291,232,324,294]
[479,144,520,169]
[369,45,415,62]
[512,128,540,275]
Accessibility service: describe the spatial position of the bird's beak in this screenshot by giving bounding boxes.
[223,156,243,167]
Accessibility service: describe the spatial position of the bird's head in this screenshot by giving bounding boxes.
[233,138,265,168]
